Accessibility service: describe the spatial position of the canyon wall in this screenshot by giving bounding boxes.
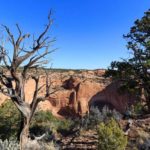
[0,69,135,117]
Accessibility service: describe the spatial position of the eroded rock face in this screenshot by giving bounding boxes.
[0,69,135,117]
[89,81,135,113]
[76,80,103,115]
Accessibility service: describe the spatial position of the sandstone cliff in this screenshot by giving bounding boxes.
[0,69,135,117]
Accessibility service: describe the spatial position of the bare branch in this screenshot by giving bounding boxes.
[0,12,57,145]
[22,48,56,78]
[36,11,53,45]
[2,25,15,45]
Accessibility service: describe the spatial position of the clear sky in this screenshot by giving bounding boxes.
[0,0,150,69]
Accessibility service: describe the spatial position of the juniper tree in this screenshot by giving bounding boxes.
[105,9,150,112]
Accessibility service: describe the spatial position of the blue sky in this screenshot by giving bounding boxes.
[0,0,150,69]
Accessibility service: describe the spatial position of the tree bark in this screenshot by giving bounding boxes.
[20,119,30,150]
[20,117,32,150]
[19,117,41,150]
[17,113,24,141]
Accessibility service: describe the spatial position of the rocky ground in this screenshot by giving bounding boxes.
[60,130,98,150]
[57,117,150,150]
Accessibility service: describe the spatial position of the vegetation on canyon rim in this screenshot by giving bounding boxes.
[105,9,150,113]
[0,8,150,150]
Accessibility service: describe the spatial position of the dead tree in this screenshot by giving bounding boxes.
[0,12,57,149]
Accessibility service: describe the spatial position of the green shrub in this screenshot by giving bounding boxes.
[31,110,73,135]
[0,100,20,140]
[0,101,74,140]
[134,102,144,115]
[97,118,127,150]
[33,110,58,123]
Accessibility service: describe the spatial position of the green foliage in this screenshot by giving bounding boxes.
[0,100,73,140]
[105,61,140,95]
[30,110,74,138]
[134,102,144,115]
[97,118,127,150]
[48,68,83,73]
[33,110,58,123]
[0,100,20,140]
[105,9,150,112]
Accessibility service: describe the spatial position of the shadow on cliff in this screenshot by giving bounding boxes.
[88,81,135,113]
[57,91,81,118]
[56,76,81,118]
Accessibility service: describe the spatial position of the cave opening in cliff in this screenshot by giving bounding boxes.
[89,100,115,112]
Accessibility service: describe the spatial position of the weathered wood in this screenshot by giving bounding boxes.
[0,11,57,150]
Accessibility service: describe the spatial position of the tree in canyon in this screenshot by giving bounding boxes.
[0,12,57,149]
[105,9,150,112]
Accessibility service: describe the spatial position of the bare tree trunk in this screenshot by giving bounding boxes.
[20,117,42,150]
[20,119,30,150]
[0,12,55,150]
[19,103,42,149]
[17,113,24,141]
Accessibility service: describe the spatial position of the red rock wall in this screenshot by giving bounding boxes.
[0,70,135,117]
